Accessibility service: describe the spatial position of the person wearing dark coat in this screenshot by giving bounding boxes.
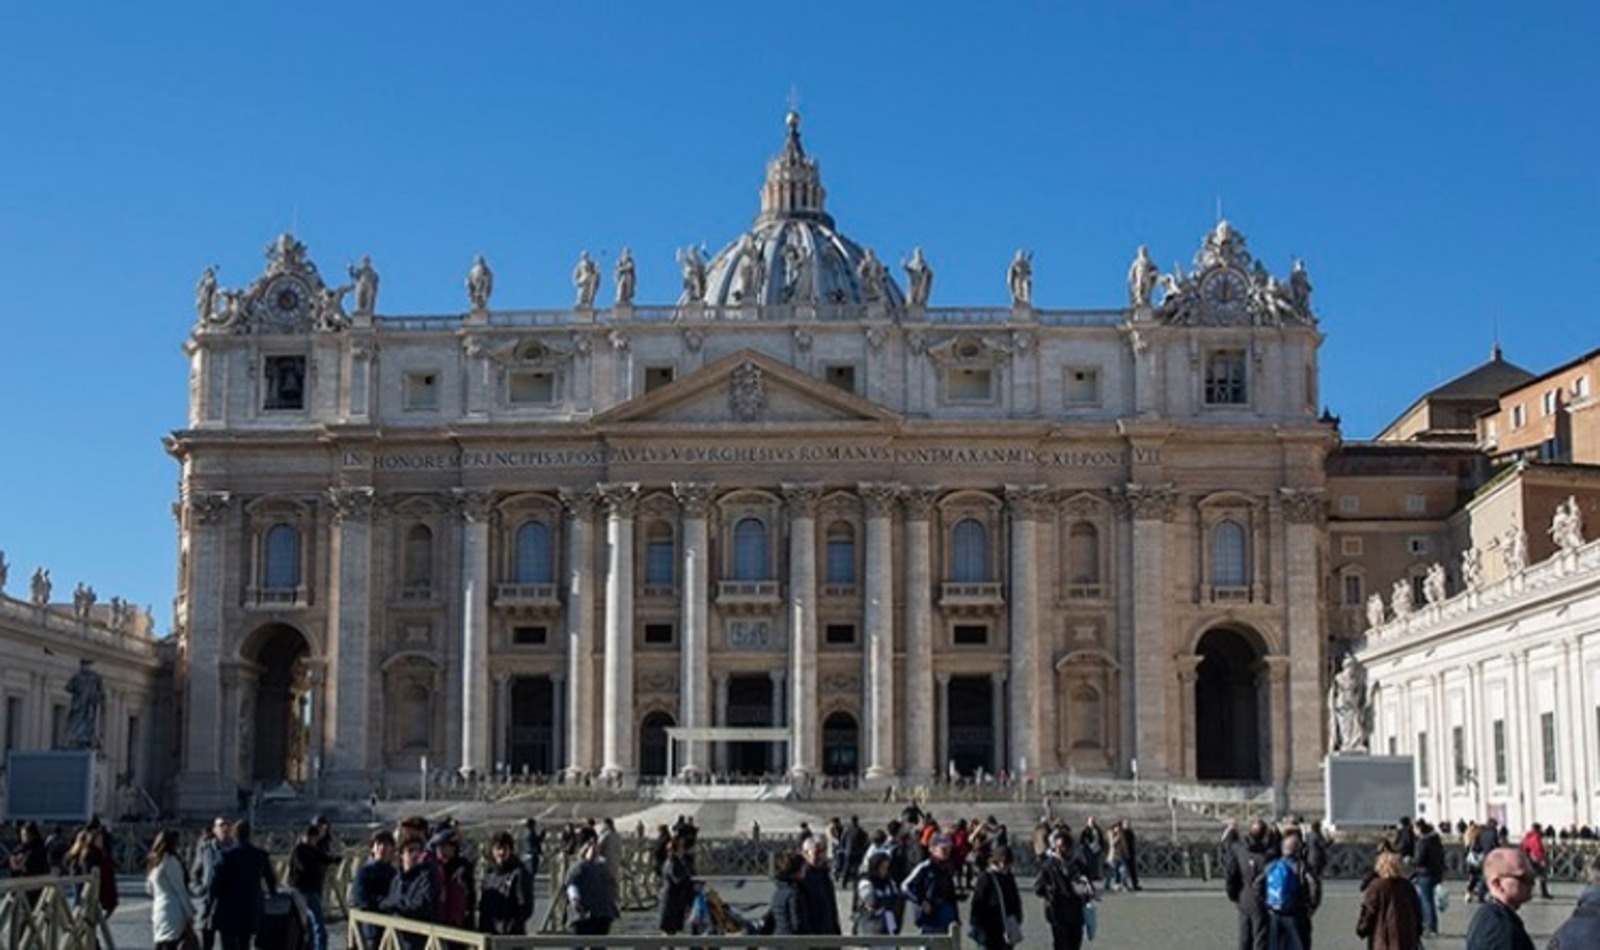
[381,836,438,950]
[210,821,279,950]
[969,845,1024,950]
[520,819,545,887]
[1464,847,1535,950]
[1225,820,1272,950]
[1393,818,1416,863]
[657,835,696,935]
[1410,819,1445,937]
[1034,831,1090,950]
[767,851,812,936]
[190,818,232,950]
[349,831,399,950]
[479,832,533,935]
[1548,855,1600,950]
[1356,851,1422,950]
[800,834,842,935]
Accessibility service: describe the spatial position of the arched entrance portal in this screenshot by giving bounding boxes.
[725,675,777,776]
[246,624,312,786]
[1195,628,1264,782]
[947,676,998,775]
[509,677,556,775]
[821,712,859,777]
[640,711,674,778]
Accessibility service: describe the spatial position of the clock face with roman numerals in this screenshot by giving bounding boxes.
[262,275,312,329]
[1200,268,1250,310]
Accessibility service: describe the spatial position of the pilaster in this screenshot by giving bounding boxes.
[324,486,375,786]
[1119,482,1173,778]
[1005,485,1049,775]
[599,483,639,782]
[902,486,939,781]
[860,482,899,779]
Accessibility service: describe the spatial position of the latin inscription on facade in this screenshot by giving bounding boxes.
[343,444,1158,472]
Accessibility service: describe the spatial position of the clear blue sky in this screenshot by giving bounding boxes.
[2,4,1596,627]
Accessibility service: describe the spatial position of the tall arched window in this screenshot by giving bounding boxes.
[264,524,300,590]
[645,521,675,587]
[733,518,770,581]
[825,522,857,586]
[951,518,989,582]
[403,524,433,588]
[1211,520,1248,587]
[514,522,554,583]
[1068,522,1100,586]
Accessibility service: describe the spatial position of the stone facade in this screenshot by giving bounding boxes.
[168,115,1335,811]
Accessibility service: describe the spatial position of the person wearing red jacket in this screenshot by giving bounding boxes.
[1521,825,1554,900]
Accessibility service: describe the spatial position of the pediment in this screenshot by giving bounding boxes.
[595,349,900,427]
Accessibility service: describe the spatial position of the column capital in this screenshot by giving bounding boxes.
[1115,482,1175,522]
[672,482,717,518]
[858,482,902,519]
[1279,487,1327,526]
[186,490,233,525]
[902,485,942,520]
[1257,654,1291,683]
[326,486,377,524]
[769,668,788,684]
[452,489,495,523]
[1004,484,1053,521]
[560,488,601,520]
[598,482,640,518]
[494,672,511,686]
[781,483,822,519]
[937,672,952,687]
[1174,654,1202,683]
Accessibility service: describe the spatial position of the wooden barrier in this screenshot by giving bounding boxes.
[0,874,110,950]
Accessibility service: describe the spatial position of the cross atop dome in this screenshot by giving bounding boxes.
[759,110,831,226]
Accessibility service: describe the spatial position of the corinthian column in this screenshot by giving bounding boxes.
[1121,483,1172,778]
[178,491,231,809]
[455,490,493,777]
[902,486,940,781]
[1006,485,1049,776]
[783,483,821,776]
[860,482,900,780]
[599,483,639,782]
[560,489,598,777]
[674,482,716,776]
[325,486,376,785]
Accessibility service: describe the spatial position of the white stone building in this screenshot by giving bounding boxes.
[168,114,1335,811]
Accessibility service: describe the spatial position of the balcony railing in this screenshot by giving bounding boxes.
[716,580,782,610]
[496,583,560,611]
[641,583,677,599]
[938,581,1004,613]
[1065,583,1106,600]
[821,583,858,598]
[247,585,308,609]
[396,583,434,603]
[1209,585,1252,604]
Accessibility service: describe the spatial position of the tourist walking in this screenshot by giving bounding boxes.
[1034,829,1092,950]
[1225,819,1272,950]
[656,834,695,936]
[1259,830,1319,950]
[210,821,278,950]
[564,831,618,937]
[1548,854,1600,949]
[1464,847,1536,950]
[800,834,843,936]
[1355,850,1422,950]
[903,833,961,935]
[854,851,901,943]
[289,822,339,950]
[521,818,545,886]
[480,831,533,935]
[65,826,121,926]
[145,829,197,950]
[349,831,399,949]
[191,817,232,950]
[1520,824,1554,900]
[1411,818,1445,936]
[968,844,1024,950]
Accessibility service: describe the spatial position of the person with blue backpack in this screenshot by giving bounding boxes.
[1257,830,1321,950]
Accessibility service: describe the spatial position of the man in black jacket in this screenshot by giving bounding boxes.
[211,821,279,950]
[1034,830,1090,950]
[1412,819,1446,936]
[1464,847,1536,950]
[800,835,842,936]
[1224,820,1271,950]
[289,822,341,950]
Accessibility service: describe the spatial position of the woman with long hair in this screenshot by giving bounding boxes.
[146,829,197,950]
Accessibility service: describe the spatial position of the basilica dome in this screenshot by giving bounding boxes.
[693,113,904,308]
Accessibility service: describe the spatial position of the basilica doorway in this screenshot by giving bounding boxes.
[947,676,998,776]
[1194,627,1264,782]
[821,711,859,778]
[725,675,777,776]
[246,624,312,786]
[508,677,556,775]
[639,711,674,778]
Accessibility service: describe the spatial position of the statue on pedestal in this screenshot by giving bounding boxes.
[856,248,887,304]
[1328,655,1370,754]
[466,255,494,311]
[677,246,707,305]
[1128,245,1159,308]
[65,659,104,750]
[1461,547,1483,589]
[903,247,933,307]
[195,266,218,322]
[573,250,601,308]
[0,550,8,594]
[1391,578,1413,618]
[348,256,380,314]
[1007,249,1033,306]
[614,248,636,306]
[1502,520,1528,575]
[1550,495,1585,553]
[1365,592,1386,631]
[1423,562,1447,606]
[30,568,51,607]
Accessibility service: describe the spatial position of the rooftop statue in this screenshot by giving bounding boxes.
[1287,259,1312,314]
[466,255,494,311]
[1328,655,1370,754]
[1128,245,1158,308]
[0,549,8,594]
[315,283,353,331]
[65,659,104,750]
[614,248,636,306]
[30,568,50,607]
[903,247,933,307]
[72,582,96,620]
[1501,519,1528,575]
[678,245,707,304]
[1390,577,1413,618]
[856,247,887,303]
[1461,547,1483,589]
[573,250,601,308]
[1007,249,1033,306]
[1550,495,1585,553]
[348,256,380,314]
[195,266,218,322]
[737,239,764,303]
[1365,592,1385,631]
[1423,562,1447,606]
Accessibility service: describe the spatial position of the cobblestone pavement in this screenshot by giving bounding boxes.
[104,875,1586,948]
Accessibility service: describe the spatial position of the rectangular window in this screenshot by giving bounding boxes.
[1416,732,1430,789]
[3,697,20,753]
[509,370,556,405]
[825,539,856,586]
[1512,405,1526,429]
[403,371,439,410]
[1342,573,1364,606]
[953,624,989,645]
[512,625,548,645]
[1203,349,1248,405]
[645,540,675,587]
[644,622,675,646]
[1338,495,1360,514]
[1541,711,1558,784]
[946,367,993,403]
[1452,724,1467,787]
[1405,494,1426,514]
[825,623,856,646]
[644,365,675,393]
[262,355,307,410]
[1064,367,1101,407]
[1542,389,1559,416]
[1341,536,1364,556]
[1575,376,1590,400]
[1493,719,1507,786]
[824,364,857,393]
